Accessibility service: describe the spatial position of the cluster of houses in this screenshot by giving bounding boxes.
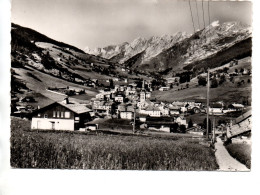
[27,78,247,133]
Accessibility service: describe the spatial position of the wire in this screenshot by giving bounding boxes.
[207,1,211,43]
[201,0,206,29]
[195,0,201,30]
[188,0,196,34]
[208,0,211,27]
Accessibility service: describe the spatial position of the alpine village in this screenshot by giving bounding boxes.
[11,3,252,171]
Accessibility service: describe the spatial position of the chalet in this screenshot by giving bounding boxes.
[175,116,187,127]
[31,98,92,131]
[92,101,114,115]
[115,95,124,103]
[166,77,180,84]
[117,103,134,120]
[229,103,245,111]
[96,93,105,100]
[146,116,175,133]
[159,87,170,91]
[145,105,161,117]
[209,103,223,115]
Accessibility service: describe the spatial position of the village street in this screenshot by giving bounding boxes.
[215,137,249,171]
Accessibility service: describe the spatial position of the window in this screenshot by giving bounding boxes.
[57,111,60,118]
[65,111,70,118]
[53,111,56,117]
[61,112,64,118]
[44,114,48,118]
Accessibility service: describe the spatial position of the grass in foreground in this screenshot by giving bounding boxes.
[225,143,251,169]
[11,117,218,170]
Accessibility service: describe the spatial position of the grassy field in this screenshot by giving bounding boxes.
[225,143,251,169]
[13,65,98,102]
[152,80,251,104]
[11,117,218,170]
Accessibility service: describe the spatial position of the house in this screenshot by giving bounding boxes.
[96,93,104,100]
[166,77,180,84]
[229,103,245,111]
[115,95,124,103]
[93,101,114,115]
[138,114,147,122]
[31,98,92,131]
[146,116,175,133]
[118,104,134,120]
[85,123,99,131]
[159,87,170,91]
[19,96,36,103]
[209,103,223,115]
[145,105,161,117]
[158,106,170,116]
[175,116,187,127]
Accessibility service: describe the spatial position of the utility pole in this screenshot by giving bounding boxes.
[212,117,215,143]
[133,104,136,134]
[206,69,210,139]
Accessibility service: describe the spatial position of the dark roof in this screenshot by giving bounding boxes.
[145,105,160,112]
[32,101,92,115]
[59,102,92,114]
[233,110,251,125]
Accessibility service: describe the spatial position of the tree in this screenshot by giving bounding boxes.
[210,78,218,88]
[198,76,207,86]
[219,75,226,85]
[229,76,234,83]
[248,79,251,83]
[109,79,114,88]
[223,67,229,73]
[203,118,212,134]
[179,125,186,133]
[188,119,193,128]
[170,123,179,133]
[186,83,189,88]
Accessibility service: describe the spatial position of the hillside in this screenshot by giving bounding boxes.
[85,32,187,64]
[152,56,252,105]
[86,21,252,77]
[11,23,153,105]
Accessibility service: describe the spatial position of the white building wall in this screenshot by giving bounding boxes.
[31,118,75,131]
[120,112,133,119]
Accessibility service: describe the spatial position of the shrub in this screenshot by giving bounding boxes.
[198,76,207,86]
[210,78,218,88]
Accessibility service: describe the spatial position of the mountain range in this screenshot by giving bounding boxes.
[85,21,252,76]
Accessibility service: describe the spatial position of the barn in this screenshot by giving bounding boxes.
[31,98,92,131]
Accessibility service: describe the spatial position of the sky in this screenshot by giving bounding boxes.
[11,0,252,50]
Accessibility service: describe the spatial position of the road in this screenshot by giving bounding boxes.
[215,137,249,171]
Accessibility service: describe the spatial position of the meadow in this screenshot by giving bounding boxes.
[11,117,218,170]
[225,143,251,169]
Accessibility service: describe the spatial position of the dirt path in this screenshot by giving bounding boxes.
[215,137,249,171]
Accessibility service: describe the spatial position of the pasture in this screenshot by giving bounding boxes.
[11,117,218,170]
[225,142,251,169]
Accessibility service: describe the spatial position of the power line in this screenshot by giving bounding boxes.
[188,0,196,54]
[208,0,211,27]
[207,1,211,44]
[188,0,196,34]
[195,0,201,30]
[201,0,206,29]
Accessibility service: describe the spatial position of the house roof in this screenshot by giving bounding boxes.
[145,105,161,112]
[58,102,92,114]
[32,101,92,115]
[233,110,251,125]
